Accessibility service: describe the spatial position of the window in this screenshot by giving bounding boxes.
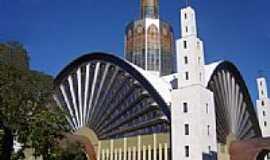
[208,146,211,152]
[262,90,264,96]
[207,125,210,136]
[206,103,209,114]
[183,102,188,113]
[263,111,266,116]
[264,121,267,127]
[185,26,188,33]
[184,56,188,64]
[185,72,189,80]
[262,101,265,106]
[185,124,189,135]
[183,40,187,49]
[184,13,187,19]
[260,81,263,86]
[185,146,189,157]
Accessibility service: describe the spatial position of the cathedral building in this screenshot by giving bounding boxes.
[124,0,175,76]
[53,1,268,160]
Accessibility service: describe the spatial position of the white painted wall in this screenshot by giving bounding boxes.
[171,6,217,160]
[171,85,217,160]
[256,77,270,137]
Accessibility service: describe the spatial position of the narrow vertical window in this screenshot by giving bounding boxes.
[185,146,189,157]
[184,56,188,64]
[183,40,187,49]
[262,101,265,106]
[207,125,210,136]
[185,72,189,80]
[185,26,188,33]
[185,124,189,135]
[184,13,187,19]
[263,111,266,116]
[183,102,188,113]
[206,103,209,114]
[264,121,267,127]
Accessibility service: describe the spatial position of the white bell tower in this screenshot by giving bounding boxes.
[176,6,205,87]
[171,6,217,160]
[256,77,270,137]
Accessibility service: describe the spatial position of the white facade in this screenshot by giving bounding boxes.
[256,77,270,137]
[256,77,270,160]
[176,7,206,87]
[171,6,217,160]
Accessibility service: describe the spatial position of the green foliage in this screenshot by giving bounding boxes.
[0,63,86,159]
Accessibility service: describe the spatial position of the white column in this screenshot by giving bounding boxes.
[137,136,141,160]
[115,149,118,160]
[119,148,122,160]
[133,147,136,160]
[97,142,101,160]
[128,148,132,160]
[153,134,157,160]
[143,145,146,160]
[102,149,105,160]
[148,145,152,160]
[106,149,110,160]
[159,144,163,160]
[124,138,127,160]
[164,143,168,160]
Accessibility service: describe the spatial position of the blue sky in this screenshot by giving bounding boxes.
[0,0,270,103]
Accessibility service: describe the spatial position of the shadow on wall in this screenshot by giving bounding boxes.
[203,151,217,160]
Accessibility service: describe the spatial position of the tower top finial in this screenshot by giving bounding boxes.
[141,0,159,19]
[185,0,190,7]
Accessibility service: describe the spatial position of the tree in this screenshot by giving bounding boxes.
[0,63,86,160]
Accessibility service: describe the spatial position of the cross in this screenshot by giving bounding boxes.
[185,0,190,6]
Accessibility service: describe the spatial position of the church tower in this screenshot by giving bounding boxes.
[171,6,217,160]
[256,76,270,137]
[124,0,175,76]
[176,6,205,87]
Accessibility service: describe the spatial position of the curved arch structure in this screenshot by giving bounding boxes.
[54,52,171,140]
[205,61,262,159]
[205,61,261,142]
[54,52,262,159]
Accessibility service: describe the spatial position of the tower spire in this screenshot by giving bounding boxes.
[141,0,159,18]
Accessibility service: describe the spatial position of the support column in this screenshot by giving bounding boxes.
[148,145,152,160]
[119,148,122,160]
[159,144,163,160]
[143,145,146,160]
[115,149,118,160]
[102,150,105,160]
[138,136,141,160]
[124,138,127,160]
[164,143,168,160]
[110,140,114,160]
[97,142,101,160]
[106,149,110,160]
[128,148,132,160]
[153,134,157,160]
[133,147,136,160]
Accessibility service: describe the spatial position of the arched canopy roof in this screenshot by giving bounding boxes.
[54,52,171,139]
[205,61,261,142]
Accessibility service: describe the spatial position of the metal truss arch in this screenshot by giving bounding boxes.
[206,61,261,143]
[54,52,171,140]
